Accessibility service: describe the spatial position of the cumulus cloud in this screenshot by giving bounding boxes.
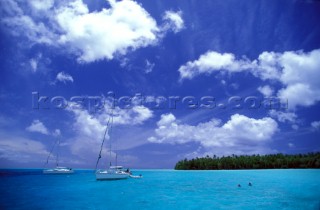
[252,51,282,80]
[55,0,160,62]
[178,51,253,80]
[26,119,62,136]
[311,121,320,131]
[63,104,107,156]
[26,119,49,135]
[66,102,153,155]
[276,50,320,109]
[269,110,297,123]
[179,49,320,109]
[71,112,105,144]
[28,0,54,11]
[56,72,74,83]
[157,113,176,126]
[258,85,274,97]
[162,10,184,33]
[149,113,278,154]
[1,0,184,63]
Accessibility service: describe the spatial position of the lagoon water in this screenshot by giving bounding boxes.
[0,169,319,209]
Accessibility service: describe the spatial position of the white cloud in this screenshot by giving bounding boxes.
[1,11,57,45]
[258,85,274,97]
[55,0,159,63]
[0,135,48,163]
[26,119,61,136]
[275,50,320,109]
[29,59,38,72]
[130,106,153,124]
[157,113,176,126]
[69,105,105,139]
[149,113,278,154]
[253,51,282,80]
[0,0,23,16]
[52,129,61,137]
[277,83,318,109]
[1,0,184,63]
[162,10,184,33]
[145,59,155,73]
[178,51,253,80]
[65,104,107,156]
[98,105,153,126]
[28,54,43,72]
[66,102,153,155]
[269,110,297,123]
[29,0,54,11]
[179,49,320,109]
[26,119,49,135]
[288,143,295,148]
[221,114,278,143]
[56,72,74,83]
[311,121,320,131]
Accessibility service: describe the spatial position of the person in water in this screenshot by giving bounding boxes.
[237,184,241,187]
[248,182,252,186]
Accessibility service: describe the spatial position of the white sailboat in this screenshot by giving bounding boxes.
[43,138,74,174]
[95,112,130,180]
[96,166,130,180]
[43,166,74,174]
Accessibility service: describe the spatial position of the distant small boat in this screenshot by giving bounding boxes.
[96,166,129,180]
[43,137,74,175]
[129,174,143,179]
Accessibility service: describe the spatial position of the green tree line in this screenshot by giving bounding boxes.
[174,153,320,170]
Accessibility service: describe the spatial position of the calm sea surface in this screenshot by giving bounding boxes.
[0,169,319,210]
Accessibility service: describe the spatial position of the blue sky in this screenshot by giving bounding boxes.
[0,0,320,169]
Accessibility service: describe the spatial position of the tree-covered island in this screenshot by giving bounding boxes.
[175,153,320,170]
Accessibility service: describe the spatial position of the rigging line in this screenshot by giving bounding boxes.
[95,119,110,170]
[95,109,113,170]
[43,138,59,167]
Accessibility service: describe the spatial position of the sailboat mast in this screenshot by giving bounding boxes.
[116,154,118,167]
[56,138,60,167]
[44,138,58,166]
[95,109,114,170]
[109,112,114,167]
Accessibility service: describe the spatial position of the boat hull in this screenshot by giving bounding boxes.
[43,168,74,174]
[95,170,129,180]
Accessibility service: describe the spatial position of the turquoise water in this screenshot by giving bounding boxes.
[0,169,319,209]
